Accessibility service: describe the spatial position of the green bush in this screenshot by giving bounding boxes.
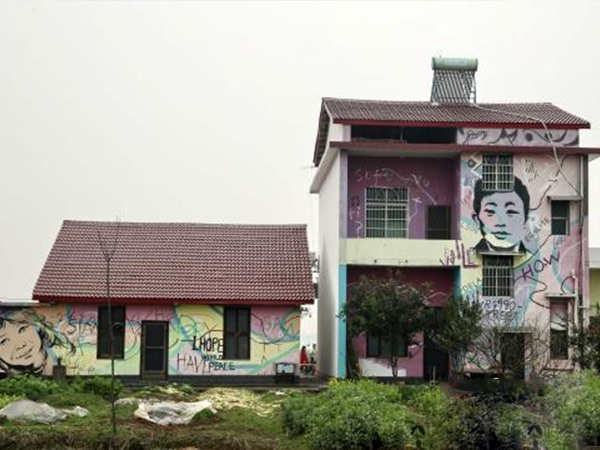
[282,380,411,450]
[72,376,123,400]
[0,375,62,400]
[0,394,23,408]
[407,385,455,450]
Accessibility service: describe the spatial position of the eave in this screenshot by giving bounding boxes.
[33,295,314,306]
[332,119,590,130]
[329,141,600,155]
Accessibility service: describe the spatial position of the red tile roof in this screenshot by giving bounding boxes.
[33,221,314,305]
[314,98,590,165]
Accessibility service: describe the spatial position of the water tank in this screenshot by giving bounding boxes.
[432,57,478,72]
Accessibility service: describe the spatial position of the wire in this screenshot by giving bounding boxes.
[469,103,581,195]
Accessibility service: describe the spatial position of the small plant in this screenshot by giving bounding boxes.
[74,376,123,400]
[0,375,62,400]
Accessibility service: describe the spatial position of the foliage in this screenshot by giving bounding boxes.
[569,311,600,374]
[0,375,62,400]
[342,274,432,381]
[0,394,23,409]
[428,296,483,373]
[71,376,123,400]
[282,380,412,450]
[406,384,455,450]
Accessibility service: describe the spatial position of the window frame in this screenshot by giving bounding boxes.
[365,186,409,238]
[551,200,570,236]
[223,307,251,361]
[482,154,514,192]
[426,205,452,240]
[97,306,126,360]
[482,255,514,298]
[366,333,408,359]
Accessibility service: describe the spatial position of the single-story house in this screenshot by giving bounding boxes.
[0,221,313,382]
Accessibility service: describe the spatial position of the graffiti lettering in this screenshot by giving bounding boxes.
[515,251,560,283]
[440,241,478,268]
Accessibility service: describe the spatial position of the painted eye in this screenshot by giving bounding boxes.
[0,338,7,346]
[506,209,519,216]
[18,325,27,334]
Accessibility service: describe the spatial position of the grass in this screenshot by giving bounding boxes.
[0,387,309,450]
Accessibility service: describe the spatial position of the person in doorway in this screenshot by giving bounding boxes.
[309,343,317,375]
[299,345,310,375]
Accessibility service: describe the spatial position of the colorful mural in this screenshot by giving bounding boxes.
[459,147,585,328]
[0,305,300,376]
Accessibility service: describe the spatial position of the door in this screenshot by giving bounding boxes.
[424,307,449,381]
[500,332,525,380]
[140,321,169,379]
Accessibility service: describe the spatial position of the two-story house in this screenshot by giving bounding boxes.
[311,58,599,381]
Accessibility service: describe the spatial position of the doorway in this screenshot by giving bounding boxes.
[500,332,525,380]
[140,321,169,379]
[424,307,449,381]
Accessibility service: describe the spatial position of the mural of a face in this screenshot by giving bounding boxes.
[473,177,530,252]
[0,321,45,372]
[0,309,75,375]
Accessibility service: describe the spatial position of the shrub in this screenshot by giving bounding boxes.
[0,394,23,408]
[282,380,411,450]
[407,384,455,450]
[74,376,123,400]
[0,375,62,400]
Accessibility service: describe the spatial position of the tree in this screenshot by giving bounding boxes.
[428,296,483,377]
[96,220,121,442]
[570,308,600,374]
[341,274,432,382]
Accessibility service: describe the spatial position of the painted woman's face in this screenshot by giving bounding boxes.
[0,321,46,372]
[476,191,527,250]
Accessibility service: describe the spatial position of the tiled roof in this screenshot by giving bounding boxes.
[314,98,590,165]
[33,221,314,305]
[323,98,590,126]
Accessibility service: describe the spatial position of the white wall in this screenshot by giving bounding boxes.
[317,151,341,377]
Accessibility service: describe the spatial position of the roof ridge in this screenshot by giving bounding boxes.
[62,220,307,229]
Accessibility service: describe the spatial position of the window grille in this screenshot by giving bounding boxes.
[551,201,570,236]
[482,154,514,191]
[224,307,250,360]
[482,255,513,297]
[365,187,408,238]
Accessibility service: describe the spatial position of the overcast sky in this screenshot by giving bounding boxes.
[1,1,599,299]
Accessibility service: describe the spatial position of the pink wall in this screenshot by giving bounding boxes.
[347,156,459,239]
[347,267,455,378]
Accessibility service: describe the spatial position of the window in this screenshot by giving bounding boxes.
[427,205,451,239]
[482,255,513,297]
[482,154,514,191]
[223,307,250,360]
[366,333,408,358]
[551,201,570,236]
[550,301,569,360]
[365,187,408,238]
[97,306,125,359]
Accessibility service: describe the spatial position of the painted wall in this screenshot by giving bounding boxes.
[457,128,579,147]
[347,267,455,378]
[347,156,458,239]
[0,304,300,377]
[459,149,586,327]
[317,150,341,377]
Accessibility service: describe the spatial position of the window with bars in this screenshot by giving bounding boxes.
[550,301,569,360]
[366,333,408,358]
[365,187,409,238]
[551,201,570,236]
[223,307,250,360]
[97,306,126,359]
[482,255,514,298]
[426,205,451,239]
[482,154,514,191]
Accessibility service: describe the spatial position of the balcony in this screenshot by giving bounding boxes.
[340,238,477,268]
